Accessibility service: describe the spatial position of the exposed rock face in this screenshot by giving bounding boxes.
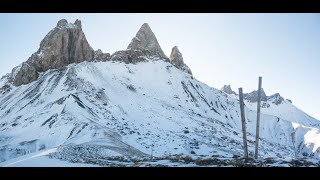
[11,19,94,86]
[110,23,172,64]
[243,89,285,105]
[110,49,149,64]
[94,49,110,62]
[244,88,267,102]
[12,62,38,86]
[268,93,285,105]
[127,23,167,60]
[221,85,237,95]
[169,46,192,75]
[0,84,11,95]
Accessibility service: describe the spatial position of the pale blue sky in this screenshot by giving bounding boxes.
[0,13,319,120]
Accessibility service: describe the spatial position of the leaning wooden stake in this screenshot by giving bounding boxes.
[238,88,248,159]
[255,76,262,159]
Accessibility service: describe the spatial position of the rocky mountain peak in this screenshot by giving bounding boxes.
[127,23,167,59]
[267,93,285,105]
[10,19,94,86]
[140,23,151,32]
[57,19,68,27]
[56,19,81,29]
[221,85,288,105]
[169,46,192,75]
[244,88,267,102]
[221,85,237,95]
[74,19,82,29]
[169,46,182,66]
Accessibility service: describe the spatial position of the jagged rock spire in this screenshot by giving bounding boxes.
[127,23,167,59]
[169,46,184,67]
[9,21,194,86]
[169,46,192,75]
[11,19,94,86]
[74,19,82,29]
[221,85,237,95]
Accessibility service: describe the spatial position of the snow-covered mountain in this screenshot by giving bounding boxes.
[0,19,319,166]
[222,85,320,128]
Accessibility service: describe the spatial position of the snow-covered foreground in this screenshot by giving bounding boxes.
[2,147,319,167]
[1,59,320,166]
[0,148,99,167]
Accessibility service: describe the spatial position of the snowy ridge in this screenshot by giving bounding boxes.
[245,97,320,128]
[0,59,320,166]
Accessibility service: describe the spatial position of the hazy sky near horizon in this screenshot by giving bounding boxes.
[0,13,319,120]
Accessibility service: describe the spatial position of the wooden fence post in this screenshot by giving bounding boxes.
[255,77,262,159]
[238,88,248,159]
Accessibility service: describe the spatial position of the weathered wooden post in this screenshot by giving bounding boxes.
[238,88,248,159]
[255,76,262,159]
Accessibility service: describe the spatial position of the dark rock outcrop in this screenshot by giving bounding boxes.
[12,62,38,86]
[0,84,11,95]
[110,49,149,64]
[268,93,285,105]
[169,46,192,75]
[221,85,237,95]
[221,84,288,106]
[242,89,286,106]
[94,49,110,62]
[10,19,94,86]
[244,88,268,102]
[261,102,270,108]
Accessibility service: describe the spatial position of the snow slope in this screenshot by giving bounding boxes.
[246,99,320,128]
[0,59,320,166]
[0,148,99,167]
